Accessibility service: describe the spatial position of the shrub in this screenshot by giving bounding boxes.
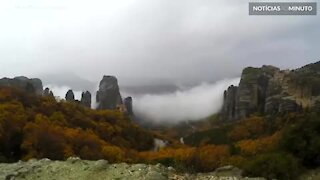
[193,145,230,172]
[243,153,302,180]
[280,112,320,167]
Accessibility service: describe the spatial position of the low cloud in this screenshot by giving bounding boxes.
[47,78,240,123]
[131,78,240,123]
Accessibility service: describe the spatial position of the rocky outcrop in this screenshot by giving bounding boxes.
[1,158,317,180]
[222,85,238,120]
[0,76,43,95]
[0,158,266,180]
[222,61,320,120]
[124,96,133,115]
[81,91,91,108]
[65,90,75,102]
[96,76,122,110]
[43,87,54,97]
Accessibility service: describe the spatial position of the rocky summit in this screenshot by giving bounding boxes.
[81,91,92,108]
[0,76,43,95]
[43,87,54,97]
[65,89,75,102]
[96,75,123,110]
[221,61,320,120]
[124,96,133,115]
[0,158,266,180]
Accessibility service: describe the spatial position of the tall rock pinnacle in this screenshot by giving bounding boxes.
[81,91,91,108]
[124,96,133,115]
[65,89,75,102]
[96,75,123,110]
[43,87,54,97]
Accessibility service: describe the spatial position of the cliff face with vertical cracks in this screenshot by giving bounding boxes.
[96,76,123,110]
[221,61,320,121]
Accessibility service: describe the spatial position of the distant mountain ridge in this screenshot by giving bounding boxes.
[221,61,320,121]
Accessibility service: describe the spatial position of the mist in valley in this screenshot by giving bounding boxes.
[128,78,240,123]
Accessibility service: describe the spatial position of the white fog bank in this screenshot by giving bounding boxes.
[132,78,240,123]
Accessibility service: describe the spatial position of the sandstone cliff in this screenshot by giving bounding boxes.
[81,91,92,108]
[65,89,75,102]
[124,96,133,115]
[221,61,320,120]
[96,76,123,110]
[0,76,43,95]
[43,87,54,97]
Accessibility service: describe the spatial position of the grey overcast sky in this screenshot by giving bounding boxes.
[0,0,319,88]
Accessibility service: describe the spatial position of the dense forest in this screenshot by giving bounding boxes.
[0,87,154,162]
[0,86,320,179]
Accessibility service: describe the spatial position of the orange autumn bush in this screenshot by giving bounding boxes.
[228,116,266,141]
[236,131,282,156]
[139,145,230,172]
[194,145,230,171]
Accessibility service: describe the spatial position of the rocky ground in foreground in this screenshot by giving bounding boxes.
[1,158,319,180]
[0,158,263,180]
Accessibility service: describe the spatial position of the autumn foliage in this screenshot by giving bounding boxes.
[0,87,153,162]
[139,145,230,172]
[236,131,281,156]
[228,116,266,141]
[0,87,319,179]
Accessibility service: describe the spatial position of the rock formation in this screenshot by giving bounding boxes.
[124,96,133,115]
[81,91,91,108]
[43,87,54,97]
[96,76,123,110]
[65,90,75,102]
[221,61,320,120]
[222,85,238,120]
[0,158,267,180]
[0,76,43,95]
